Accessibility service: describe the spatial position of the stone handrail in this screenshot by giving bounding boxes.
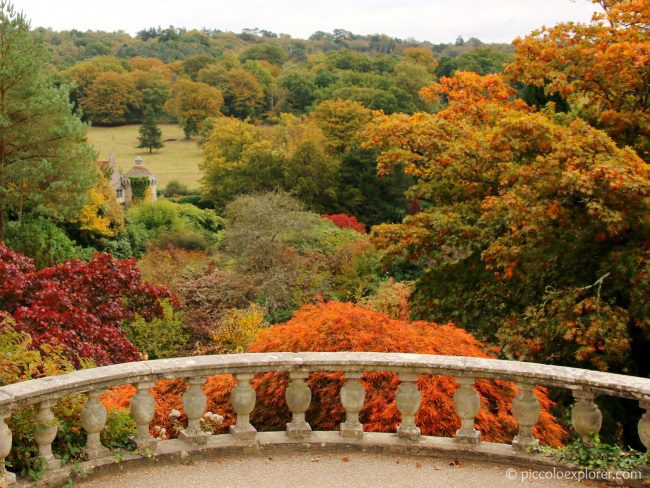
[0,352,649,486]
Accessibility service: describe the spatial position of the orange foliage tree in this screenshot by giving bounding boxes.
[103,301,565,446]
[81,71,138,125]
[362,71,649,372]
[507,0,650,160]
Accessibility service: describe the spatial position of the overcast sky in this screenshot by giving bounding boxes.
[16,0,599,43]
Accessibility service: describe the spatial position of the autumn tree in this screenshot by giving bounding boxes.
[200,117,263,208]
[222,67,266,119]
[0,1,96,239]
[363,71,649,373]
[312,98,372,152]
[129,68,170,118]
[74,170,125,237]
[0,244,174,365]
[164,79,223,139]
[64,55,129,112]
[81,71,138,124]
[196,63,229,88]
[507,0,650,160]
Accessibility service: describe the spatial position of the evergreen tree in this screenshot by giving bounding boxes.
[0,1,96,239]
[138,107,164,153]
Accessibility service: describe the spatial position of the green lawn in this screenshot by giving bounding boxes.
[87,124,204,190]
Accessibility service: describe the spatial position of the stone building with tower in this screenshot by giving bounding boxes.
[99,153,157,205]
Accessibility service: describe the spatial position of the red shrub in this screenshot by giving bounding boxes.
[0,244,174,365]
[322,214,366,233]
[104,301,565,445]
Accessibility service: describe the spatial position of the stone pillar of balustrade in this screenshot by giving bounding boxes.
[571,387,602,445]
[511,383,540,451]
[0,408,15,486]
[180,377,209,445]
[396,373,421,441]
[80,389,110,460]
[638,398,650,454]
[34,400,61,470]
[340,372,365,439]
[285,372,312,439]
[229,374,257,441]
[453,377,481,444]
[130,382,157,450]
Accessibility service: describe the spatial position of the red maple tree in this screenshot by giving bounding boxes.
[0,244,174,365]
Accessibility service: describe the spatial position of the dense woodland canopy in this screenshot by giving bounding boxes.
[44,27,513,123]
[0,0,649,476]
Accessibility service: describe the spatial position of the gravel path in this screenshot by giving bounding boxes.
[77,451,595,487]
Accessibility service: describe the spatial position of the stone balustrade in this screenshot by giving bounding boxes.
[0,352,649,487]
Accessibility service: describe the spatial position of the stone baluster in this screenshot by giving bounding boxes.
[80,390,110,459]
[511,383,540,451]
[395,373,421,441]
[229,374,257,441]
[285,372,312,439]
[0,408,16,486]
[453,377,481,444]
[340,372,365,439]
[34,400,60,470]
[180,377,209,445]
[571,388,602,445]
[638,398,650,452]
[130,382,157,450]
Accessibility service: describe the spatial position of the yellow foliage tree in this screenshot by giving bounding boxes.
[75,172,124,237]
[312,98,372,151]
[164,79,224,139]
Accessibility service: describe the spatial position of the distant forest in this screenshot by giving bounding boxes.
[37,25,513,69]
[35,26,514,129]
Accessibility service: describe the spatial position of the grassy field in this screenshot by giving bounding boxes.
[87,124,204,190]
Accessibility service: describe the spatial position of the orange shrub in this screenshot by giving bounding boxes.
[103,301,565,445]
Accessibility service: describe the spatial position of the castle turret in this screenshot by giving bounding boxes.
[123,156,157,202]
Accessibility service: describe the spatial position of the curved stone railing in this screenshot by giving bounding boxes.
[1,352,649,486]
